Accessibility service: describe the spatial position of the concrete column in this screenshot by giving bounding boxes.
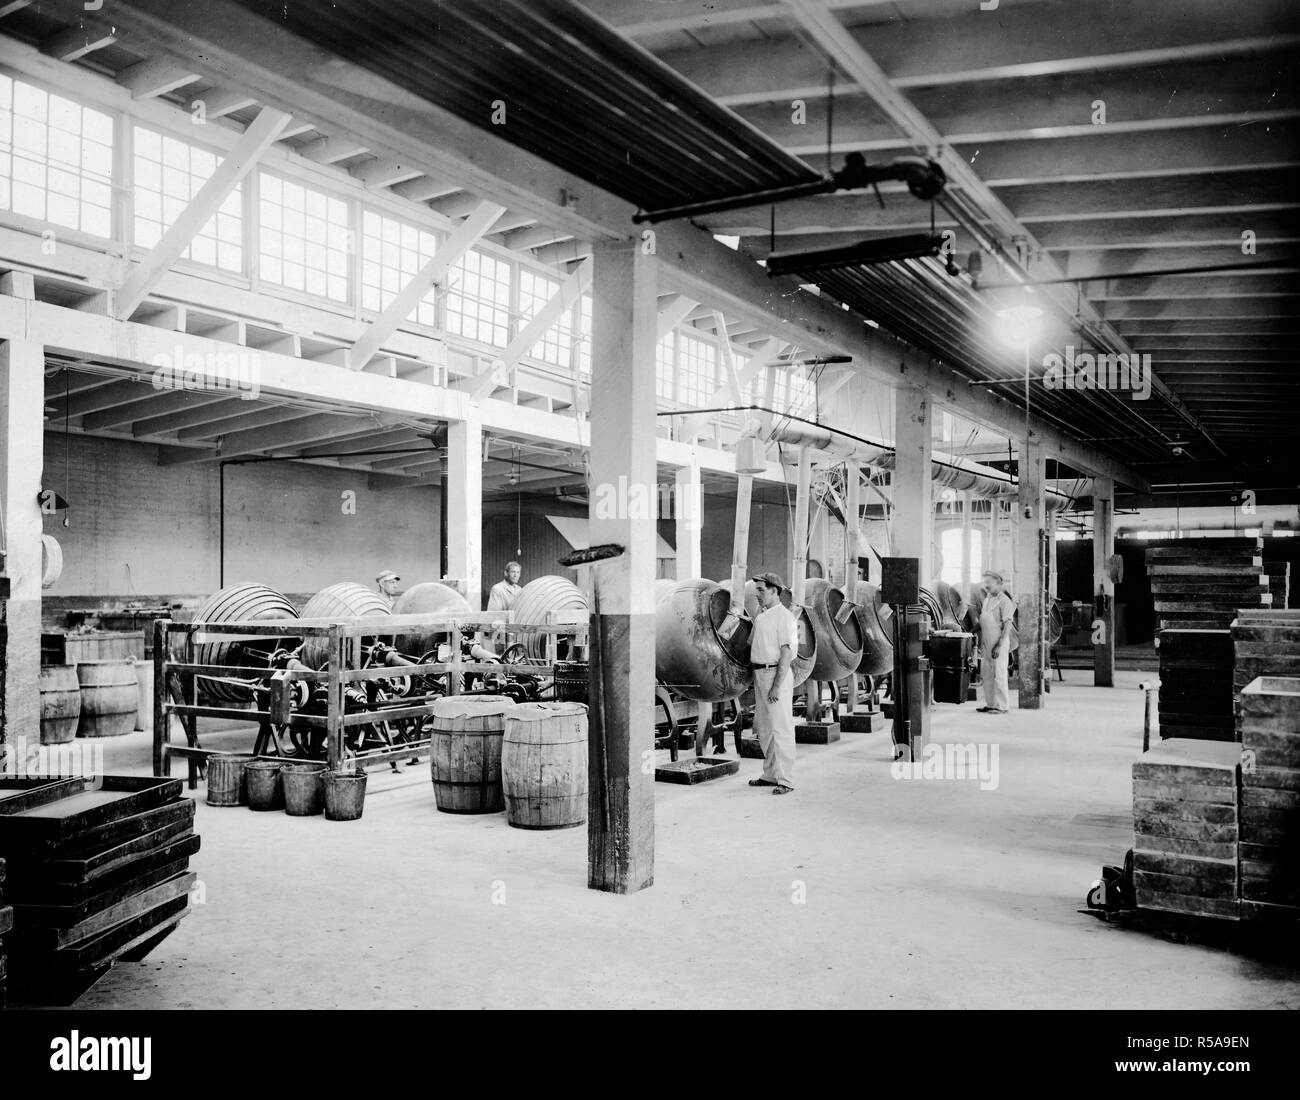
[1,338,45,762]
[843,461,861,591]
[791,446,812,604]
[1092,476,1116,687]
[446,412,483,610]
[674,451,702,581]
[960,490,973,591]
[587,241,656,894]
[1016,434,1045,708]
[893,386,933,582]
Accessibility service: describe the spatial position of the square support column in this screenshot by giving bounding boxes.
[446,412,483,610]
[1015,435,1045,708]
[674,451,702,581]
[587,241,657,894]
[1092,476,1116,687]
[892,386,933,583]
[1,338,45,762]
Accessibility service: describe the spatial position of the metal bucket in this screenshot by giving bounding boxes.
[206,753,251,806]
[245,758,286,811]
[281,762,327,816]
[323,768,368,821]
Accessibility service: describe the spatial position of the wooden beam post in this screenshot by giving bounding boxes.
[447,412,483,611]
[0,338,45,763]
[1016,434,1046,709]
[893,385,933,583]
[116,107,291,319]
[587,241,656,894]
[1092,475,1116,687]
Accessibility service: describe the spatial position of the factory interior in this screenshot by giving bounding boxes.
[0,0,1297,1019]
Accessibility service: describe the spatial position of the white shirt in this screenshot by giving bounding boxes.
[978,591,1016,651]
[750,602,798,664]
[487,580,522,612]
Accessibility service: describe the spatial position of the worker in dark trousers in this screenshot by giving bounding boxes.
[747,572,798,795]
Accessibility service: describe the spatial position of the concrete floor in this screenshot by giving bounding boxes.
[63,671,1300,1009]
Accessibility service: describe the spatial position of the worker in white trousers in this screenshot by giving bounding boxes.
[977,570,1017,714]
[747,572,798,795]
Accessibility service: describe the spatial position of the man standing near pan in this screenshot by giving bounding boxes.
[977,569,1017,714]
[747,572,798,796]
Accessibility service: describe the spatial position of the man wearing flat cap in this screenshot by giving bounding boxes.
[977,570,1016,713]
[375,569,401,609]
[747,572,798,795]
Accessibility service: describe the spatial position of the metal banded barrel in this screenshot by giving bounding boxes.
[429,695,515,814]
[76,660,138,738]
[299,582,392,669]
[655,578,753,701]
[510,575,587,659]
[804,577,864,683]
[189,584,300,702]
[39,665,80,745]
[392,582,470,658]
[501,702,588,830]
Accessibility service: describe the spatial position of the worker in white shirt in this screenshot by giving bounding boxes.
[747,571,798,795]
[487,562,523,612]
[976,570,1017,713]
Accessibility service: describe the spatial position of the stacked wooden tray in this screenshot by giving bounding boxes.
[1132,739,1241,920]
[1156,629,1234,742]
[0,775,198,1005]
[1145,537,1270,631]
[1263,561,1291,612]
[1239,676,1300,923]
[1231,610,1300,726]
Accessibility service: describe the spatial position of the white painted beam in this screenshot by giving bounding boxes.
[118,58,201,100]
[468,257,592,402]
[351,157,426,189]
[42,25,118,62]
[349,200,504,371]
[893,385,933,583]
[390,178,462,204]
[116,107,292,319]
[657,295,696,342]
[193,88,258,119]
[298,135,367,164]
[447,412,483,609]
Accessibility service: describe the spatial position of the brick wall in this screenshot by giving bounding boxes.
[40,432,442,599]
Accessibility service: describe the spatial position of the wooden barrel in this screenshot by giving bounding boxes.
[76,660,138,738]
[502,702,588,830]
[430,695,515,814]
[39,665,81,745]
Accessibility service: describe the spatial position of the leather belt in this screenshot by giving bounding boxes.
[751,663,779,669]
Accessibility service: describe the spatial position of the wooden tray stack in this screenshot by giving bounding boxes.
[0,776,198,1005]
[1231,610,1300,723]
[1156,629,1235,742]
[1263,561,1291,611]
[1145,537,1270,631]
[1239,676,1300,923]
[1132,739,1241,921]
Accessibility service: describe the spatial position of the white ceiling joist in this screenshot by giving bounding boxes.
[657,295,697,342]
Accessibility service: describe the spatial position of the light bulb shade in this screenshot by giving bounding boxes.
[995,305,1043,348]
